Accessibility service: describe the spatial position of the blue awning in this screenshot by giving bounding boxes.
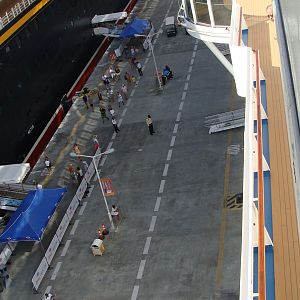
[0,188,66,243]
[120,19,150,38]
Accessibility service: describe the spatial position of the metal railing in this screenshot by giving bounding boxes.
[0,0,37,30]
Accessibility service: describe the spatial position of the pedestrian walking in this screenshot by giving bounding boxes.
[165,65,173,79]
[109,66,116,80]
[82,95,89,109]
[97,90,103,102]
[44,156,52,171]
[111,204,120,221]
[100,107,109,123]
[124,71,132,85]
[76,166,83,184]
[73,143,82,161]
[106,86,114,102]
[102,74,110,86]
[93,135,100,151]
[117,92,124,107]
[146,115,155,135]
[87,96,94,111]
[68,163,77,183]
[112,117,120,133]
[136,61,143,76]
[108,105,115,117]
[121,83,128,100]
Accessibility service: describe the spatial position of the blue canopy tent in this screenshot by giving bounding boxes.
[0,188,66,243]
[120,18,150,38]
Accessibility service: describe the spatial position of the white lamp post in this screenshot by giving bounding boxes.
[135,30,163,90]
[70,148,115,231]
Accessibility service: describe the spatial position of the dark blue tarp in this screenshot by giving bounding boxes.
[0,188,66,243]
[120,18,150,38]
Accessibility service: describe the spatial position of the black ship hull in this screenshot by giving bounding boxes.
[0,0,131,165]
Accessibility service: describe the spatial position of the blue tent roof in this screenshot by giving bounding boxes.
[120,19,150,38]
[0,188,66,243]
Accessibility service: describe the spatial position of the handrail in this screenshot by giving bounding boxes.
[0,0,37,30]
[255,49,266,300]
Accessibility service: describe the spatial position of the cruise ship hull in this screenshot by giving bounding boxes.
[0,0,132,165]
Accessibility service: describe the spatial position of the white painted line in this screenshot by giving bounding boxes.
[131,285,140,300]
[118,118,123,127]
[192,51,196,58]
[100,155,107,166]
[194,45,197,51]
[144,57,149,65]
[121,107,128,117]
[181,92,187,100]
[195,39,199,45]
[186,74,191,81]
[126,98,132,106]
[143,237,152,255]
[111,132,117,140]
[188,66,193,73]
[79,202,87,216]
[173,123,179,134]
[154,197,161,212]
[45,286,52,294]
[130,89,136,97]
[149,216,157,232]
[159,180,166,193]
[163,163,169,177]
[179,101,184,111]
[184,82,189,91]
[166,149,173,161]
[137,260,146,279]
[107,141,113,151]
[70,220,80,235]
[190,58,195,65]
[176,112,182,122]
[51,262,62,280]
[147,52,151,58]
[170,136,176,147]
[61,240,71,257]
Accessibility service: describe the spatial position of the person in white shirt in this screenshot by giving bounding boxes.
[117,92,124,107]
[111,117,120,133]
[44,293,55,300]
[136,61,143,76]
[44,156,51,171]
[111,204,120,221]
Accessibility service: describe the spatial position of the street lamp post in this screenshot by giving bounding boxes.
[135,30,163,90]
[70,148,115,231]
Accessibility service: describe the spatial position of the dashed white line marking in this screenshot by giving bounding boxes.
[154,196,161,212]
[143,237,152,255]
[99,155,107,167]
[147,52,151,58]
[131,285,140,300]
[121,108,128,117]
[87,184,95,196]
[79,202,87,216]
[195,39,199,45]
[170,136,176,147]
[137,259,146,279]
[111,132,117,140]
[126,98,132,106]
[194,45,197,51]
[70,220,80,235]
[166,149,173,161]
[176,112,182,122]
[173,123,179,134]
[159,180,166,193]
[179,101,184,111]
[184,82,189,91]
[51,262,62,280]
[188,66,193,73]
[163,163,169,177]
[182,92,187,100]
[61,240,71,257]
[186,74,191,81]
[149,216,157,232]
[144,57,149,65]
[190,58,195,65]
[107,141,113,151]
[130,89,136,97]
[192,51,196,58]
[118,118,123,127]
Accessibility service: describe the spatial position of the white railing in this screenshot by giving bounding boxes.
[0,0,37,30]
